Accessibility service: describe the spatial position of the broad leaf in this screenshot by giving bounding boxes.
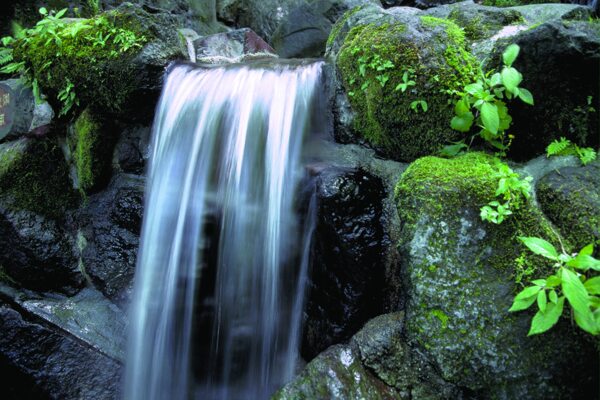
[546,275,561,287]
[509,285,542,312]
[528,296,564,336]
[518,88,534,105]
[566,254,600,271]
[561,268,591,316]
[480,102,499,135]
[465,83,483,95]
[549,289,558,304]
[451,112,474,132]
[518,237,559,260]
[501,67,522,94]
[537,290,547,313]
[502,44,520,67]
[574,308,599,335]
[584,277,600,295]
[579,244,594,256]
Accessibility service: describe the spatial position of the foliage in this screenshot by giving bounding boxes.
[510,237,600,336]
[347,48,397,97]
[449,44,533,155]
[480,160,532,224]
[546,137,597,166]
[0,7,147,116]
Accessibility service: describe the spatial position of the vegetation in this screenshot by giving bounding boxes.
[0,6,148,116]
[546,137,597,165]
[510,237,600,336]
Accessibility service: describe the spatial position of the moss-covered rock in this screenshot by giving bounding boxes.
[328,5,479,161]
[394,152,597,397]
[11,3,186,120]
[536,160,600,251]
[481,0,559,7]
[0,137,78,218]
[68,108,116,194]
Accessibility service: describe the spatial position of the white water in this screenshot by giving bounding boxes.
[124,60,323,400]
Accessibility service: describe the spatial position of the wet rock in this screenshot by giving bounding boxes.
[193,28,276,61]
[0,300,121,400]
[271,0,378,58]
[485,18,600,160]
[113,124,152,174]
[302,166,389,359]
[0,207,82,294]
[394,152,598,398]
[536,160,600,250]
[0,79,54,141]
[273,342,400,399]
[77,173,144,305]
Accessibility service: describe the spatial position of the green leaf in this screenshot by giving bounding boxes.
[532,279,546,287]
[566,254,600,271]
[546,275,561,287]
[480,102,499,135]
[584,277,600,295]
[465,83,483,95]
[450,112,474,132]
[537,290,547,313]
[580,244,594,256]
[518,88,534,105]
[55,8,68,19]
[501,67,522,94]
[549,289,558,304]
[561,267,591,316]
[546,137,571,157]
[454,98,470,115]
[39,7,48,16]
[574,308,599,335]
[518,237,559,260]
[439,142,467,158]
[510,285,542,312]
[502,44,520,67]
[528,296,564,336]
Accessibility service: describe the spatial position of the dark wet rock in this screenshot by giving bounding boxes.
[271,0,378,58]
[193,28,276,61]
[536,160,600,250]
[486,19,600,160]
[113,124,152,174]
[395,152,598,398]
[0,207,81,294]
[274,342,400,399]
[217,0,306,42]
[302,166,389,359]
[0,300,121,400]
[77,173,144,305]
[382,0,459,8]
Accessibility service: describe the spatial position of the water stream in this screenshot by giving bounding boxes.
[124,60,323,400]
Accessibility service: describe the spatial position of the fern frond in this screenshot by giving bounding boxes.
[576,147,597,165]
[546,137,571,157]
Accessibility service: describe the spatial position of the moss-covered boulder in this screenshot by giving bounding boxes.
[536,160,600,251]
[485,19,600,160]
[67,108,116,194]
[11,3,186,121]
[394,152,597,397]
[327,5,479,161]
[0,137,77,218]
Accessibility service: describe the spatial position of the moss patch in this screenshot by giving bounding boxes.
[0,137,78,218]
[70,108,116,194]
[336,16,478,161]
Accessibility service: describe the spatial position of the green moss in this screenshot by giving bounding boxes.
[0,138,78,218]
[326,6,362,48]
[336,17,478,161]
[429,309,449,330]
[482,0,559,6]
[70,108,115,194]
[12,8,150,116]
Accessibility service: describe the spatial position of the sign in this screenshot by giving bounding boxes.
[0,82,15,139]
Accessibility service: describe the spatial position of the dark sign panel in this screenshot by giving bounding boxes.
[0,83,15,139]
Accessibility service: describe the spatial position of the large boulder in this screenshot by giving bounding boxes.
[0,300,121,399]
[271,0,379,58]
[536,159,600,250]
[394,152,597,397]
[485,17,600,160]
[76,173,144,306]
[326,4,479,161]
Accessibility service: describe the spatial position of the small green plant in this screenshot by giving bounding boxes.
[395,69,416,93]
[0,7,146,116]
[510,237,600,336]
[410,100,428,113]
[480,161,532,224]
[347,48,396,96]
[546,137,597,166]
[450,44,533,154]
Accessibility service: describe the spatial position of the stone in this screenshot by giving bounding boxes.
[193,28,276,62]
[0,301,121,399]
[76,173,144,306]
[302,166,389,359]
[113,124,152,175]
[536,159,600,250]
[0,79,53,140]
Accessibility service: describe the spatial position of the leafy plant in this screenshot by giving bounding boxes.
[510,237,600,336]
[395,69,416,93]
[546,137,597,166]
[450,44,533,155]
[410,100,428,113]
[347,48,396,96]
[480,161,532,224]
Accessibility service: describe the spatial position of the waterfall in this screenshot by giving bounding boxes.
[124,60,323,400]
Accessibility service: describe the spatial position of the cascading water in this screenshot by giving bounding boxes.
[124,60,323,400]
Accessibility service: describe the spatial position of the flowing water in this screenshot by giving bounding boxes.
[124,60,323,400]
